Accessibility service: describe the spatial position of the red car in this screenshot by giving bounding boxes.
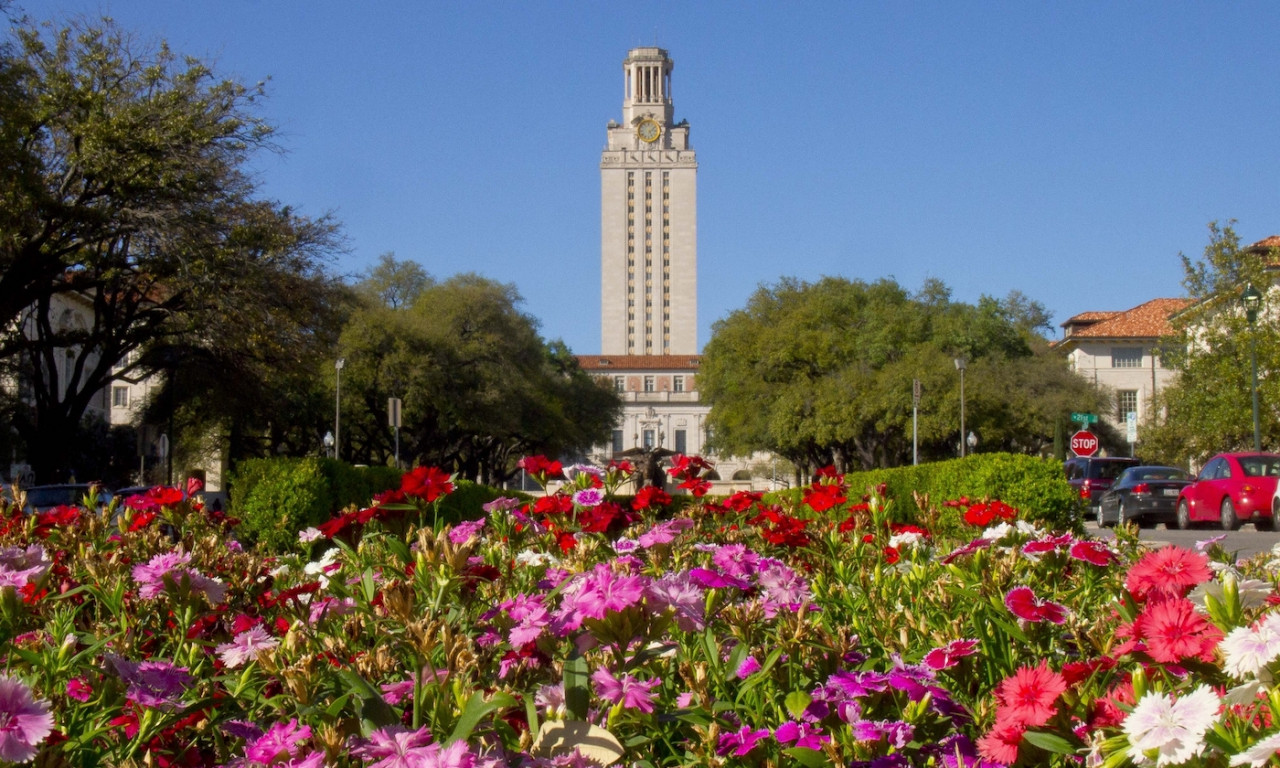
[1175,452,1280,530]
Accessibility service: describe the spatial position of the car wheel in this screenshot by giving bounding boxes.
[1221,497,1240,531]
[1096,503,1108,528]
[1116,500,1128,528]
[1176,499,1192,530]
[1266,499,1280,532]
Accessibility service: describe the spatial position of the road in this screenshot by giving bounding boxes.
[1083,520,1280,561]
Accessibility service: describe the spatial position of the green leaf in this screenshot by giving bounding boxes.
[336,669,399,731]
[1021,729,1079,755]
[783,747,831,767]
[785,690,812,720]
[563,654,591,721]
[447,691,516,744]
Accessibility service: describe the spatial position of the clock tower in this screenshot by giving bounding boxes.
[601,47,697,355]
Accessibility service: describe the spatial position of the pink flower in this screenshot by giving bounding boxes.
[0,675,53,763]
[107,655,192,710]
[571,488,604,508]
[130,551,226,604]
[216,625,279,668]
[996,661,1067,727]
[592,667,661,713]
[1125,546,1212,601]
[65,677,91,703]
[247,719,313,764]
[1135,597,1223,664]
[774,720,829,750]
[977,711,1026,765]
[923,639,979,670]
[736,656,762,679]
[350,725,440,768]
[1004,586,1068,624]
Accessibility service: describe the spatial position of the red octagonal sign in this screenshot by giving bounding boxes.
[1071,430,1099,457]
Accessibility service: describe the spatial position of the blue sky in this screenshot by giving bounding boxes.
[32,1,1280,353]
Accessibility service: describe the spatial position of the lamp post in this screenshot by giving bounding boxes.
[954,357,968,458]
[1243,283,1264,452]
[323,430,334,459]
[334,358,345,462]
[967,431,978,454]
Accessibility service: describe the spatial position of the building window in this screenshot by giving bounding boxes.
[643,429,655,450]
[643,376,655,393]
[112,386,129,408]
[611,430,624,453]
[1112,348,1143,368]
[674,429,687,454]
[614,376,625,392]
[1117,390,1139,421]
[673,375,684,393]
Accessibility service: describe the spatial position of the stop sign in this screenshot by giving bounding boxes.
[1071,430,1099,457]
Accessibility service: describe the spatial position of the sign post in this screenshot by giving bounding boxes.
[388,397,403,469]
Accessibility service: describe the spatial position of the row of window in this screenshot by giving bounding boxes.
[612,428,688,453]
[614,375,685,393]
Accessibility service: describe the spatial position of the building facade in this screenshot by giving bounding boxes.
[600,47,697,356]
[1053,298,1191,438]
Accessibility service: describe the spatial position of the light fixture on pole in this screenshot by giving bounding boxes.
[1243,283,1264,452]
[967,430,978,453]
[954,357,968,458]
[334,358,345,462]
[323,430,334,459]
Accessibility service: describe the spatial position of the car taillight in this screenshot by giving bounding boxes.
[1079,480,1091,499]
[1243,484,1257,494]
[1131,483,1150,495]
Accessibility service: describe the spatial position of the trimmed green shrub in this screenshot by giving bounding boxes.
[762,453,1079,537]
[230,458,402,552]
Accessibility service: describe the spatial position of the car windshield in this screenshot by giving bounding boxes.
[25,487,84,508]
[1091,462,1134,481]
[1238,456,1280,477]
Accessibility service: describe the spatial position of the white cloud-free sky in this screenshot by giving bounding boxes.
[31,1,1280,352]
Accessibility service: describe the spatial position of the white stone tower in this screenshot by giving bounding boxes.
[600,47,697,355]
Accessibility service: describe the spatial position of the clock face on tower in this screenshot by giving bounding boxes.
[637,118,661,143]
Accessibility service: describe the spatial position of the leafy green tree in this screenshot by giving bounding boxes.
[1143,221,1280,463]
[0,16,343,480]
[336,267,620,483]
[700,276,1103,472]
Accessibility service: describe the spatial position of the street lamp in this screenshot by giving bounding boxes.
[1243,283,1264,452]
[954,357,968,458]
[967,431,978,453]
[323,430,334,459]
[334,358,345,462]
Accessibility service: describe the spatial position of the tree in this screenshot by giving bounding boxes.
[1143,222,1280,464]
[335,267,620,483]
[0,16,344,480]
[700,276,1103,472]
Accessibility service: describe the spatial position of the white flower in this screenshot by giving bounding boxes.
[303,547,341,587]
[888,531,926,550]
[298,527,322,543]
[1221,620,1280,680]
[1124,685,1220,766]
[1015,520,1043,537]
[981,522,1014,541]
[515,550,558,567]
[1231,731,1280,767]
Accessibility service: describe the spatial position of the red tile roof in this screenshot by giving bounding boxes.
[1057,298,1192,342]
[576,354,702,371]
[1248,235,1280,251]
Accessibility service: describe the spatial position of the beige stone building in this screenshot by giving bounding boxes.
[1053,298,1192,438]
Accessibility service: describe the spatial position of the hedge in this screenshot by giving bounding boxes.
[765,453,1080,538]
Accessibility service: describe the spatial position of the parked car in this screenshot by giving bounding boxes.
[1175,452,1280,530]
[1096,465,1193,528]
[21,483,111,514]
[1064,456,1141,517]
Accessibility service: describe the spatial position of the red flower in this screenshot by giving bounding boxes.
[813,465,843,482]
[1125,546,1212,602]
[882,546,900,564]
[1069,540,1115,567]
[633,486,672,510]
[977,712,1025,765]
[534,495,573,517]
[125,511,156,532]
[400,466,454,502]
[804,483,847,513]
[722,491,762,513]
[518,455,564,484]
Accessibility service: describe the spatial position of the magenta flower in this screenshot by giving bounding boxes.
[350,724,434,767]
[592,667,662,713]
[448,518,486,544]
[1068,539,1115,566]
[107,656,193,710]
[646,571,707,631]
[689,568,750,591]
[246,719,313,764]
[637,518,694,548]
[555,563,647,632]
[1004,586,1068,624]
[717,725,771,756]
[711,543,760,578]
[216,625,279,668]
[571,488,604,508]
[736,655,762,679]
[130,551,226,604]
[774,720,829,750]
[0,675,53,762]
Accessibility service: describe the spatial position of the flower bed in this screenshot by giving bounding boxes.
[1,459,1279,766]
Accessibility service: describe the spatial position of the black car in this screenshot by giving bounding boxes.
[1064,456,1141,517]
[21,483,111,513]
[1097,465,1193,528]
